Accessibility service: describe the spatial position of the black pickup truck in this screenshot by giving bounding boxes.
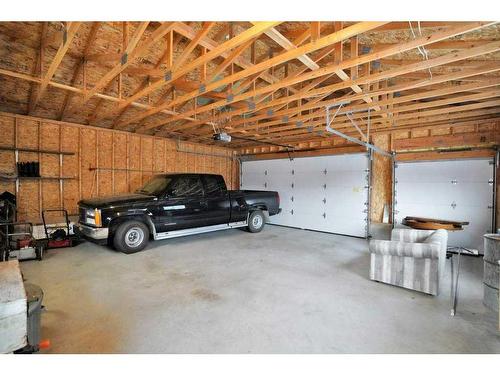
[75,173,280,253]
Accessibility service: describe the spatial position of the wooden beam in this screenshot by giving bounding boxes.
[31,22,82,111]
[83,22,177,103]
[116,22,282,112]
[117,21,387,129]
[394,131,499,150]
[172,22,216,71]
[259,25,319,70]
[59,22,101,120]
[163,23,498,136]
[27,22,48,115]
[147,22,493,134]
[311,22,321,42]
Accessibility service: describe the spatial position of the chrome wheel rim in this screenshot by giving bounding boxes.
[252,214,263,228]
[125,227,144,248]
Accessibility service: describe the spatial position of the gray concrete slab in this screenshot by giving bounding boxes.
[19,225,500,353]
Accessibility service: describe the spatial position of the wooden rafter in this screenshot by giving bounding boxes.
[27,22,48,115]
[31,22,82,112]
[83,22,177,103]
[59,22,101,120]
[115,22,282,114]
[117,21,387,129]
[146,22,494,134]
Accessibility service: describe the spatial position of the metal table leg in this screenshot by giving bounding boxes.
[450,248,462,316]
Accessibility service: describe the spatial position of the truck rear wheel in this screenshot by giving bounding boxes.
[247,210,265,233]
[113,220,149,254]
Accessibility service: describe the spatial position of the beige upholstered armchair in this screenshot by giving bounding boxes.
[368,228,448,295]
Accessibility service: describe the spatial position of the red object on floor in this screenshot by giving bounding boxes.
[47,239,71,248]
[38,339,51,349]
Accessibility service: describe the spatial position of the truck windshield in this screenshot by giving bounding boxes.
[136,176,173,196]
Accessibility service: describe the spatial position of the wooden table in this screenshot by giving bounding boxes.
[403,216,469,231]
[403,216,475,316]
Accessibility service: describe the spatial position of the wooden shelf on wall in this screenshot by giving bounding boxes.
[0,145,75,156]
[0,176,75,181]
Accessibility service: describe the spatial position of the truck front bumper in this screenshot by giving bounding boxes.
[74,223,109,242]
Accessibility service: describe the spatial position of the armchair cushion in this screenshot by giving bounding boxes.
[369,239,440,259]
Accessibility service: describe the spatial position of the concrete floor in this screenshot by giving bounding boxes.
[20,225,500,353]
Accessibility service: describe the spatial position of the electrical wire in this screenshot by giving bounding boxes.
[408,21,433,81]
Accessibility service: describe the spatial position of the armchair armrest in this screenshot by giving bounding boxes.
[369,239,440,259]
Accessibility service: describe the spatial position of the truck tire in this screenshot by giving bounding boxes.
[113,220,149,254]
[247,210,265,233]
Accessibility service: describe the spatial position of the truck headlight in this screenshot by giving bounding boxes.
[86,208,102,227]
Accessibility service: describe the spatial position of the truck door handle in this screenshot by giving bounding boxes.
[200,201,208,207]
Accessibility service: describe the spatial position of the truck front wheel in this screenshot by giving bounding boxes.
[113,220,149,254]
[247,210,265,233]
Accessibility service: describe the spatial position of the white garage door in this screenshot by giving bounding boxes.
[241,153,370,238]
[394,158,495,251]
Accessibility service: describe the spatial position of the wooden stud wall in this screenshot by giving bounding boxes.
[0,112,238,223]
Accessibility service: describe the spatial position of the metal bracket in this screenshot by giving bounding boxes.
[164,71,172,81]
[325,103,393,158]
[296,121,303,128]
[121,53,128,65]
[226,93,234,103]
[199,84,206,94]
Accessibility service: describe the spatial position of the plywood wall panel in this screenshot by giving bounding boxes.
[80,128,97,199]
[41,181,60,210]
[129,171,142,193]
[40,122,59,151]
[113,133,127,169]
[40,154,59,177]
[128,135,141,170]
[16,119,39,148]
[153,139,165,172]
[97,131,113,196]
[61,125,79,212]
[0,116,15,146]
[17,181,39,220]
[370,134,392,223]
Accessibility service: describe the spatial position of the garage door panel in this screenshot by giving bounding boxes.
[396,182,456,205]
[397,160,493,183]
[395,158,494,252]
[242,153,369,238]
[325,171,365,187]
[326,185,366,207]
